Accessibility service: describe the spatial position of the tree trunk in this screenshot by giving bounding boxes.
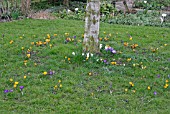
[21,0,31,16]
[83,0,100,54]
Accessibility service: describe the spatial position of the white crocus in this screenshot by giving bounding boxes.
[144,1,147,3]
[91,53,93,57]
[87,53,89,58]
[100,44,103,49]
[72,52,75,56]
[162,13,167,17]
[105,45,108,50]
[160,17,164,24]
[75,8,79,11]
[82,53,85,56]
[67,9,71,13]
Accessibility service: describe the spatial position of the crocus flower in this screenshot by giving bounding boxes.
[75,8,78,11]
[15,82,19,85]
[103,60,107,63]
[162,13,167,17]
[49,70,54,75]
[100,44,102,49]
[9,89,13,92]
[154,91,157,95]
[147,86,151,90]
[4,90,9,93]
[144,1,147,3]
[157,74,160,78]
[10,78,13,82]
[68,58,71,61]
[20,86,24,91]
[87,53,89,58]
[43,72,47,75]
[14,84,17,88]
[112,50,117,54]
[72,52,75,56]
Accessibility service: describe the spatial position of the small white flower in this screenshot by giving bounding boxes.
[96,59,99,62]
[67,9,71,13]
[87,53,89,58]
[160,17,164,24]
[100,44,103,49]
[82,53,85,56]
[91,53,93,57]
[105,45,108,50]
[112,50,116,54]
[72,52,75,56]
[75,8,78,11]
[162,13,167,17]
[144,1,147,3]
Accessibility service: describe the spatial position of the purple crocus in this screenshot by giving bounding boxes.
[20,86,24,91]
[9,89,13,92]
[157,74,160,78]
[109,47,114,52]
[4,90,9,93]
[48,70,54,75]
[73,36,76,39]
[105,47,109,51]
[154,91,157,95]
[103,60,107,63]
[112,50,117,54]
[105,46,116,54]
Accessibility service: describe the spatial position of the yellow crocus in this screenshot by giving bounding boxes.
[147,86,151,90]
[14,84,17,88]
[10,78,13,82]
[21,47,24,50]
[15,82,19,85]
[43,72,47,75]
[127,58,131,62]
[125,88,128,92]
[10,40,13,44]
[27,54,31,58]
[111,62,116,65]
[129,37,132,40]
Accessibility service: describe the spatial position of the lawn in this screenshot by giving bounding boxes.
[0,19,170,113]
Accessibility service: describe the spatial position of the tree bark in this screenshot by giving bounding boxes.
[83,0,100,54]
[21,0,31,16]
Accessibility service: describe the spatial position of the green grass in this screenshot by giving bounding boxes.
[0,19,170,113]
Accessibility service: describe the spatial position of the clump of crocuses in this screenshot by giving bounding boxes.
[105,45,117,54]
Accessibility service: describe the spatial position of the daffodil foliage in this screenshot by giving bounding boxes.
[83,0,100,54]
